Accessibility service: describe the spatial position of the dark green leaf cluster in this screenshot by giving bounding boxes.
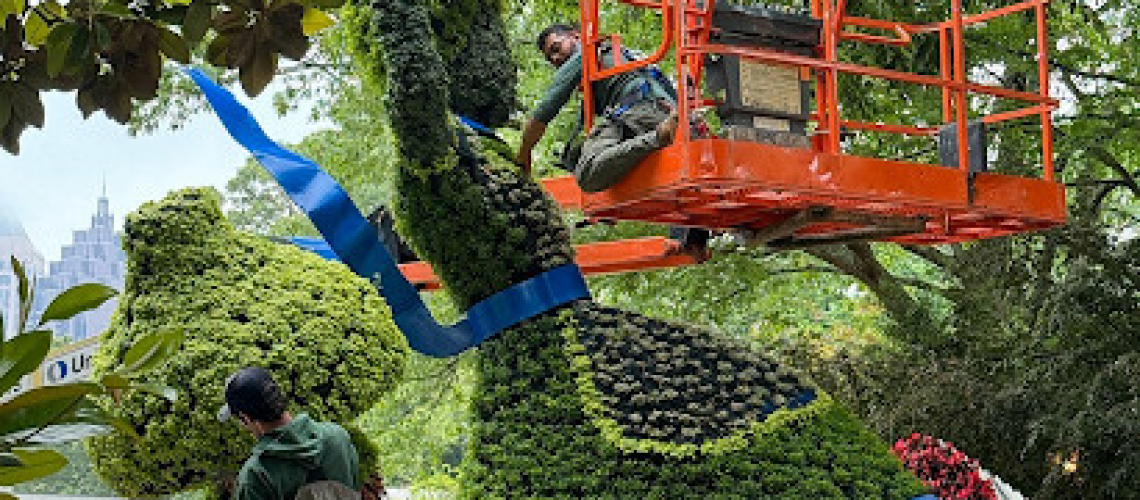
[86,187,408,496]
[431,0,516,128]
[357,0,452,169]
[575,303,812,445]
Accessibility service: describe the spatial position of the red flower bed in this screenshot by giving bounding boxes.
[892,434,997,499]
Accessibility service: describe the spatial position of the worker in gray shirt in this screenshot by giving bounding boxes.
[516,23,710,259]
[516,23,678,192]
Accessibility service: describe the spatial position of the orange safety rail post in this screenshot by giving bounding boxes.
[398,237,698,291]
[952,0,968,173]
[1036,1,1055,180]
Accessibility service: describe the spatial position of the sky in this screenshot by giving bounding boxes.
[0,81,323,262]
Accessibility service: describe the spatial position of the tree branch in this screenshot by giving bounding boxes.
[973,35,1140,88]
[1083,146,1140,197]
[902,245,951,269]
[766,265,846,276]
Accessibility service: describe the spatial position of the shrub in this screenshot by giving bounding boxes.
[87,188,407,496]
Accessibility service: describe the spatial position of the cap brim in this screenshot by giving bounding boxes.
[217,404,233,422]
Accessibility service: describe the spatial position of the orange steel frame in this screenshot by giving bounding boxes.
[400,237,698,291]
[559,0,1065,246]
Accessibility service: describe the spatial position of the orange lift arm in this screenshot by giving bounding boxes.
[400,236,697,291]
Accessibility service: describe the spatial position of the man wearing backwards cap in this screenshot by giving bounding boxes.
[219,367,361,499]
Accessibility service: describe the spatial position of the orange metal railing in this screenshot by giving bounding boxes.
[577,0,1058,181]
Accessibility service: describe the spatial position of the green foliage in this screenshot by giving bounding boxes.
[225,82,398,237]
[0,257,176,490]
[0,0,346,154]
[86,187,408,496]
[355,343,473,491]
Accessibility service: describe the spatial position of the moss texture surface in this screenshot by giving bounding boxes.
[87,188,407,496]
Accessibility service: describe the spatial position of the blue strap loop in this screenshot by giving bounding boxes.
[187,68,590,357]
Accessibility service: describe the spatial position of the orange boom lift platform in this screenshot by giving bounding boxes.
[404,0,1066,289]
[548,0,1063,243]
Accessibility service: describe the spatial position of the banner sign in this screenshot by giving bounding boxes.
[2,337,101,402]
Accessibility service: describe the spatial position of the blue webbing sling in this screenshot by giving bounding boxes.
[187,68,590,357]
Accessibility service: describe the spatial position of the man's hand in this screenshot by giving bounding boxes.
[655,109,679,147]
[517,118,548,178]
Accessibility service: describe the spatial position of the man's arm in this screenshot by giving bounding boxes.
[516,51,582,177]
[233,467,276,500]
[515,119,548,176]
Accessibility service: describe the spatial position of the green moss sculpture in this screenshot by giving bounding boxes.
[353,0,927,497]
[86,188,407,496]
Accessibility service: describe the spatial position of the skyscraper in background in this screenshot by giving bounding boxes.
[0,204,44,339]
[32,190,126,341]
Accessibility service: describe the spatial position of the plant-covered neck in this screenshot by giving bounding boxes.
[358,0,454,174]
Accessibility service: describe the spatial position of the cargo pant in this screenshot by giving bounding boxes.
[575,98,673,193]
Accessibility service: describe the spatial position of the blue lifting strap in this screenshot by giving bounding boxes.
[186,68,591,357]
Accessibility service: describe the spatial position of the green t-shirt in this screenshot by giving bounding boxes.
[531,46,674,124]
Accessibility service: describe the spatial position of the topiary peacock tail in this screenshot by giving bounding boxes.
[87,188,408,496]
[356,0,927,496]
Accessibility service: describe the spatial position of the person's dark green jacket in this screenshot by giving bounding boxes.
[234,414,360,500]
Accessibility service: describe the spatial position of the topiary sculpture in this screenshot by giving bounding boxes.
[351,0,929,497]
[86,187,407,496]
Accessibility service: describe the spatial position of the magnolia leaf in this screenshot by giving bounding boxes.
[1,398,135,445]
[0,0,25,22]
[0,449,66,485]
[167,0,192,5]
[239,48,276,97]
[38,283,117,326]
[119,329,184,376]
[0,383,103,440]
[45,23,78,78]
[98,0,131,17]
[62,26,90,77]
[0,88,11,137]
[301,7,334,36]
[33,398,138,443]
[183,1,213,44]
[9,83,43,130]
[155,24,190,63]
[24,1,65,46]
[0,330,50,394]
[0,493,14,500]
